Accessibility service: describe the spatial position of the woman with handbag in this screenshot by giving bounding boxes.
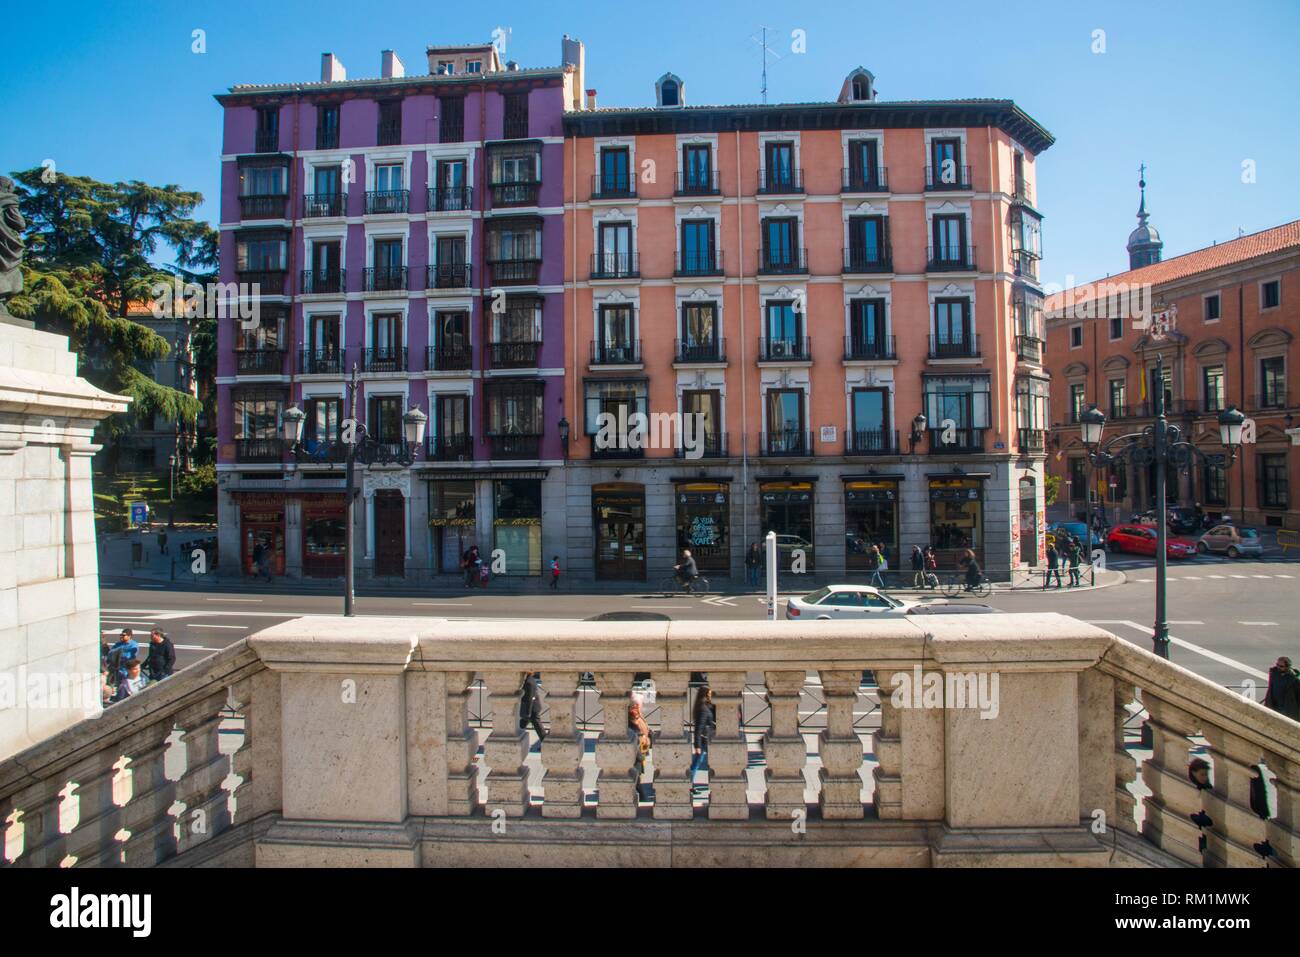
[688,686,716,797]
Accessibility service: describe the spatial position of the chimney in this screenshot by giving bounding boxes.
[321,52,347,83]
[381,50,405,79]
[561,35,585,111]
[586,89,597,110]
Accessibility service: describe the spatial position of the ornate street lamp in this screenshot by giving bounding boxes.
[558,416,570,459]
[1079,404,1107,560]
[908,412,928,453]
[1081,355,1243,658]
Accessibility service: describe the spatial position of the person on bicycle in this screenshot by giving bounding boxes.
[959,548,982,592]
[674,549,700,592]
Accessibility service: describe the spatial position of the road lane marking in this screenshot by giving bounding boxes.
[412,602,474,606]
[1169,620,1204,625]
[1239,621,1278,626]
[1206,574,1225,579]
[1230,574,1249,579]
[205,597,264,602]
[173,643,220,651]
[1108,620,1267,680]
[1277,574,1295,578]
[1251,575,1271,579]
[184,624,249,630]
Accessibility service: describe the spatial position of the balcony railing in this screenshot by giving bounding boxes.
[488,340,541,369]
[928,428,984,453]
[300,269,345,295]
[844,335,896,361]
[928,334,981,359]
[674,338,726,364]
[592,173,635,199]
[590,253,639,280]
[426,343,472,372]
[1018,428,1047,453]
[675,431,728,459]
[238,194,287,219]
[489,181,539,207]
[426,432,473,462]
[761,429,813,456]
[377,121,401,146]
[841,167,889,193]
[758,337,811,362]
[235,437,283,462]
[234,349,285,375]
[427,263,471,290]
[846,428,899,456]
[591,339,642,366]
[590,441,646,461]
[675,249,723,277]
[927,245,976,271]
[487,433,541,459]
[303,192,346,218]
[364,266,408,292]
[1015,335,1043,363]
[1107,404,1131,420]
[758,247,808,275]
[1013,249,1040,281]
[427,185,473,212]
[1255,388,1288,410]
[1013,178,1034,204]
[254,129,278,153]
[365,189,409,215]
[362,347,407,373]
[503,116,529,140]
[675,171,720,196]
[300,348,345,376]
[488,258,541,285]
[842,246,893,274]
[925,164,972,190]
[297,437,347,464]
[236,269,287,296]
[315,127,339,150]
[758,167,804,194]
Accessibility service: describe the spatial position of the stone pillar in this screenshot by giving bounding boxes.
[871,673,903,820]
[442,671,478,816]
[174,691,232,854]
[1112,680,1139,834]
[763,670,807,819]
[64,749,125,868]
[592,671,637,819]
[539,672,584,818]
[706,671,749,820]
[1139,695,1203,865]
[119,723,178,867]
[480,670,529,817]
[1201,726,1269,867]
[650,672,692,820]
[817,670,864,819]
[1264,750,1299,868]
[10,778,70,868]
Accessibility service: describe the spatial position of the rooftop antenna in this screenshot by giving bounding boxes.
[749,25,783,104]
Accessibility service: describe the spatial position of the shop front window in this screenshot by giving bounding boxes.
[494,479,542,575]
[675,483,730,573]
[928,479,983,561]
[429,480,476,573]
[844,481,898,569]
[759,481,815,570]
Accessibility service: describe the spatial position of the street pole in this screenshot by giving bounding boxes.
[1152,355,1170,659]
[344,366,358,617]
[1084,458,1094,582]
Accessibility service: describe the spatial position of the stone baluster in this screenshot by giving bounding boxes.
[818,670,865,819]
[763,671,808,820]
[443,671,478,815]
[64,750,126,868]
[1112,683,1139,834]
[592,671,637,819]
[871,670,904,820]
[1200,725,1270,867]
[7,778,70,867]
[705,671,749,820]
[174,691,234,854]
[650,673,692,820]
[479,670,529,817]
[1263,750,1298,868]
[540,672,585,818]
[1139,693,1203,865]
[119,721,179,866]
[227,679,254,825]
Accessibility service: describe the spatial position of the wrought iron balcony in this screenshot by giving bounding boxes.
[487,433,541,459]
[315,127,339,150]
[674,171,720,196]
[238,194,287,219]
[758,337,811,362]
[235,437,283,462]
[925,165,972,191]
[675,431,727,459]
[254,130,278,153]
[364,266,407,292]
[1254,388,1288,410]
[591,339,642,366]
[841,167,889,193]
[488,340,542,369]
[426,343,472,372]
[675,249,723,277]
[761,430,813,457]
[928,428,984,454]
[842,246,892,274]
[426,263,471,290]
[489,180,539,207]
[928,334,981,360]
[234,349,285,375]
[1013,178,1034,205]
[846,428,900,455]
[427,185,473,212]
[1018,428,1046,453]
[365,189,409,215]
[487,258,540,285]
[236,269,287,296]
[426,432,474,462]
[927,245,976,271]
[590,253,639,280]
[362,347,407,373]
[300,269,346,295]
[758,246,808,275]
[300,348,346,376]
[674,338,726,364]
[296,438,347,464]
[1015,335,1043,363]
[590,441,646,461]
[592,173,635,199]
[1013,249,1040,281]
[758,167,804,194]
[843,335,896,361]
[303,192,346,218]
[377,121,401,147]
[503,115,529,140]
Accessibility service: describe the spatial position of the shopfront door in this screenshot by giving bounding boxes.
[593,484,646,580]
[373,489,406,577]
[239,494,285,577]
[674,483,730,573]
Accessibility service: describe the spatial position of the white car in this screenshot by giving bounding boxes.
[785,585,918,620]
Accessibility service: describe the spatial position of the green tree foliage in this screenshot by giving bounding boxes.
[1044,472,1062,506]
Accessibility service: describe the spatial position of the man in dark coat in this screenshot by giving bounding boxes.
[144,629,176,681]
[1264,657,1300,721]
[518,672,546,744]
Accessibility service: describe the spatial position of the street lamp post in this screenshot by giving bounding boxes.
[281,366,426,617]
[167,452,178,528]
[1080,355,1244,659]
[908,412,928,453]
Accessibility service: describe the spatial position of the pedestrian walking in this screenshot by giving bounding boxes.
[518,672,546,745]
[549,555,561,590]
[461,544,481,589]
[158,531,168,556]
[106,629,139,680]
[112,659,149,703]
[1043,543,1062,589]
[923,546,939,590]
[867,545,885,588]
[745,543,762,587]
[688,685,716,795]
[1264,656,1300,721]
[910,545,926,588]
[629,695,653,801]
[143,628,176,682]
[1065,538,1082,587]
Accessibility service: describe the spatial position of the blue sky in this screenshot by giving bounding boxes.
[2,0,1297,284]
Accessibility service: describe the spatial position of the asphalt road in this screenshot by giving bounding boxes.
[99,554,1299,694]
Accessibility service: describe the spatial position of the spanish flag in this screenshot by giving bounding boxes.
[1139,370,1147,403]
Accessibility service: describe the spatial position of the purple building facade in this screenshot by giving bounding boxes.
[215,39,584,581]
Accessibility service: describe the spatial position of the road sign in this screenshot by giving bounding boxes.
[129,501,149,526]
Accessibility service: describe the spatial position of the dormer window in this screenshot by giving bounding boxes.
[840,67,876,104]
[852,76,869,100]
[661,81,678,106]
[655,72,685,108]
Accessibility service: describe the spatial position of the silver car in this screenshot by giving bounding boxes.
[1196,524,1263,559]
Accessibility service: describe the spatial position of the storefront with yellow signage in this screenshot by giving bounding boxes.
[759,479,816,570]
[674,481,730,574]
[428,480,477,574]
[928,476,985,566]
[844,478,899,569]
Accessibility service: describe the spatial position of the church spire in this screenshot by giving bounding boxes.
[1126,163,1163,270]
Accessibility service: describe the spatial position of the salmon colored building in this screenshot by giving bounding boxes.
[561,69,1055,582]
[1045,217,1300,530]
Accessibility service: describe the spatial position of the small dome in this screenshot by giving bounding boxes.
[1128,223,1161,247]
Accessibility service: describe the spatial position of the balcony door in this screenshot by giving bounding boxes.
[681,302,717,359]
[849,299,886,356]
[848,216,885,266]
[932,215,966,263]
[371,312,402,369]
[683,144,712,190]
[314,165,340,200]
[681,220,716,273]
[847,140,879,187]
[598,222,633,274]
[765,301,801,352]
[310,314,340,361]
[767,389,805,452]
[764,142,794,188]
[435,235,466,286]
[311,240,340,291]
[931,138,960,184]
[305,397,341,451]
[437,310,468,357]
[600,147,630,194]
[598,305,634,364]
[934,298,970,351]
[763,218,796,267]
[851,388,889,450]
[435,394,470,458]
[682,389,721,454]
[367,395,403,444]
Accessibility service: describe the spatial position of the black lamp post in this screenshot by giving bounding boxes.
[1081,355,1244,658]
[282,366,426,616]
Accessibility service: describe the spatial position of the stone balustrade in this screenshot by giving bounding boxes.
[1,613,1296,868]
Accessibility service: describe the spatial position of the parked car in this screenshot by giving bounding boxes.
[1047,521,1105,552]
[1106,524,1198,560]
[786,585,918,620]
[1196,524,1263,559]
[1130,507,1202,535]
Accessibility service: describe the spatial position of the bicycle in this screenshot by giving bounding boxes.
[658,574,713,596]
[940,575,992,599]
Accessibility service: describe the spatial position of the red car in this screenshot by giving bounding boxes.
[1106,524,1198,559]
